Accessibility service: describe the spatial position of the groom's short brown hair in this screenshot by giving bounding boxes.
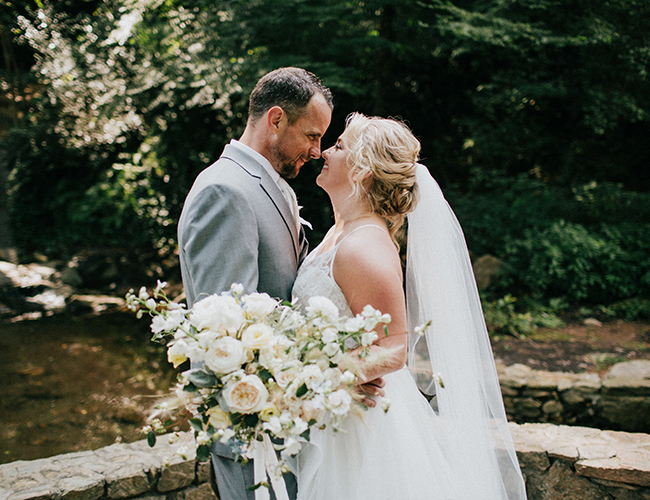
[248,67,333,124]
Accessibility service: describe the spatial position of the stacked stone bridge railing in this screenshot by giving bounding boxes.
[2,359,650,500]
[1,424,650,500]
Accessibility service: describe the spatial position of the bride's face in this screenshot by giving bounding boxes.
[317,133,352,195]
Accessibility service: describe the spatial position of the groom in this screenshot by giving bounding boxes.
[177,67,333,500]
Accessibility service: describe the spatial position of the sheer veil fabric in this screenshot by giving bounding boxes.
[406,164,527,499]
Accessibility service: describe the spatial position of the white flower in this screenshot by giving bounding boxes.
[196,431,211,446]
[280,436,302,460]
[343,316,364,332]
[262,415,284,436]
[167,339,189,368]
[151,309,186,334]
[146,298,157,311]
[273,360,302,389]
[306,296,339,321]
[139,286,149,300]
[259,335,295,370]
[380,397,391,413]
[327,389,352,416]
[300,395,326,423]
[243,293,278,319]
[320,327,339,344]
[190,294,244,336]
[230,283,244,296]
[298,364,324,391]
[360,331,378,347]
[204,336,246,374]
[241,323,274,350]
[290,417,308,436]
[219,428,236,443]
[322,342,341,359]
[155,280,167,293]
[222,374,269,414]
[341,370,356,385]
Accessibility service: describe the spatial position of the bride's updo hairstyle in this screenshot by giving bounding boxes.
[344,113,420,247]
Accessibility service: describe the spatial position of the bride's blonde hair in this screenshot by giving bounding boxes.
[344,113,420,247]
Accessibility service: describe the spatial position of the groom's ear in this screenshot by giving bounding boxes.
[266,106,285,135]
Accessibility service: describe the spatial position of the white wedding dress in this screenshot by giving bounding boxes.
[291,226,461,500]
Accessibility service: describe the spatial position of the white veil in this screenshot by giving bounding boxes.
[406,164,527,499]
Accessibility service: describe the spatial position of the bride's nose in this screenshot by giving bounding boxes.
[322,146,333,159]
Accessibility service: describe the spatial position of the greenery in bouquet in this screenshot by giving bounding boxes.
[125,282,393,469]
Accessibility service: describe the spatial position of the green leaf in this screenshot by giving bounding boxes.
[258,368,272,381]
[197,444,211,462]
[189,418,204,433]
[300,429,310,441]
[296,383,308,398]
[243,413,259,427]
[147,430,156,447]
[184,369,218,388]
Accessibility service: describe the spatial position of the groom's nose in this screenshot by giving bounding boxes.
[309,141,322,159]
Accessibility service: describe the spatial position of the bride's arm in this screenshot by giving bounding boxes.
[333,231,408,383]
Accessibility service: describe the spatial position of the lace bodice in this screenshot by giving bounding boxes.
[292,238,352,317]
[292,225,388,317]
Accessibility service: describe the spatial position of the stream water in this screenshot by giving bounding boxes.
[0,310,177,465]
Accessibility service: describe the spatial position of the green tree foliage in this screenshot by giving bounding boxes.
[1,0,649,306]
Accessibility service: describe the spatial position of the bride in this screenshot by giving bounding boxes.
[291,113,527,499]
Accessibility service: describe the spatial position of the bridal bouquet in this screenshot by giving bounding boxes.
[125,281,392,472]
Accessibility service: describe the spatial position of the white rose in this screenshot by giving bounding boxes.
[190,294,244,336]
[273,360,302,389]
[327,389,352,416]
[321,327,339,344]
[204,336,246,374]
[299,364,325,391]
[341,370,356,385]
[259,335,295,370]
[243,293,278,319]
[306,296,339,321]
[241,323,274,350]
[222,374,269,414]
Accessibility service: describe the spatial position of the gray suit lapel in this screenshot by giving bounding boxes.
[220,145,300,261]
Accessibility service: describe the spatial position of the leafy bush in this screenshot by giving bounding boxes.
[481,294,564,337]
[502,220,650,305]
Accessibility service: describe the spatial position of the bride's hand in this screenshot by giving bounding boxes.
[357,377,386,407]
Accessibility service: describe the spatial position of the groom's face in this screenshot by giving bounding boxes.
[272,93,332,179]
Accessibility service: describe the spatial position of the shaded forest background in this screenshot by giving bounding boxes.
[1,0,649,326]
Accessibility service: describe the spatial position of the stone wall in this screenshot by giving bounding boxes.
[499,360,650,433]
[2,424,650,500]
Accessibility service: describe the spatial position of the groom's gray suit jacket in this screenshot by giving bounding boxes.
[178,143,306,499]
[179,143,307,306]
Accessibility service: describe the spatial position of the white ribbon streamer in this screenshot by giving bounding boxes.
[244,434,290,500]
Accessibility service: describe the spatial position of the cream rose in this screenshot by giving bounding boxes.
[241,323,274,350]
[222,374,269,414]
[206,406,232,429]
[204,336,246,374]
[306,296,339,321]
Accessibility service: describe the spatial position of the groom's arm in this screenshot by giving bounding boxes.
[181,183,260,302]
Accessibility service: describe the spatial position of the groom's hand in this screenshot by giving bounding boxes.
[358,377,386,408]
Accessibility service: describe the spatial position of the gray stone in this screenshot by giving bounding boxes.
[601,396,650,433]
[534,460,609,500]
[542,400,564,415]
[105,468,151,499]
[157,457,195,493]
[606,360,650,381]
[472,254,503,290]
